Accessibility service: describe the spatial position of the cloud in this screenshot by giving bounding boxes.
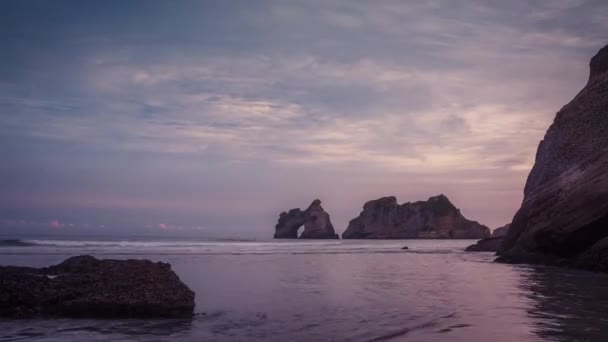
[0,53,573,171]
[1,0,607,234]
[49,220,64,229]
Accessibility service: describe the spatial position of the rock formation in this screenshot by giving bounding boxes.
[342,194,490,239]
[465,237,504,252]
[274,209,305,239]
[274,199,339,239]
[497,44,608,270]
[0,255,195,318]
[465,223,511,252]
[492,224,511,237]
[465,224,511,252]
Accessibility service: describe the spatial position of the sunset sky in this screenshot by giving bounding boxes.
[1,0,607,238]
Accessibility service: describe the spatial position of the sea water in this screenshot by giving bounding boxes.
[1,237,608,342]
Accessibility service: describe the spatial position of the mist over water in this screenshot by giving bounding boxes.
[1,238,608,341]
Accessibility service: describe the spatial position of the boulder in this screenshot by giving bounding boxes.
[274,199,339,239]
[342,194,490,239]
[0,255,195,318]
[497,44,608,270]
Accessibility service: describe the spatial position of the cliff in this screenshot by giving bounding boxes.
[497,44,608,270]
[342,194,490,239]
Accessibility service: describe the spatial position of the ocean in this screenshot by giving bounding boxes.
[1,237,608,342]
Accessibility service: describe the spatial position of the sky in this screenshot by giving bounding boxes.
[1,0,607,239]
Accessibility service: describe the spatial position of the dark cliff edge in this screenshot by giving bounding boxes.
[496,44,608,271]
[274,199,339,239]
[0,255,195,318]
[342,194,490,239]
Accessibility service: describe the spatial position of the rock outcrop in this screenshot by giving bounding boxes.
[465,224,510,252]
[575,237,608,271]
[0,255,195,318]
[274,199,339,239]
[492,224,511,237]
[274,209,306,239]
[465,237,504,252]
[342,194,490,239]
[497,44,608,270]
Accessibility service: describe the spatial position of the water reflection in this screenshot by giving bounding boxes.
[519,265,608,341]
[0,318,194,341]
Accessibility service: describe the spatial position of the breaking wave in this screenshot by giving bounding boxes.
[0,238,478,257]
[0,239,36,247]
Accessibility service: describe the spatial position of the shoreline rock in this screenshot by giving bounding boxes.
[466,223,511,252]
[497,44,608,271]
[342,194,490,239]
[491,224,511,237]
[465,237,504,252]
[274,199,339,239]
[0,255,195,318]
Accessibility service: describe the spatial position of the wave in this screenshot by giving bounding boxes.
[0,238,472,258]
[0,239,36,247]
[0,238,263,248]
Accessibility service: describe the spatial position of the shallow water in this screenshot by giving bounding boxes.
[1,238,608,341]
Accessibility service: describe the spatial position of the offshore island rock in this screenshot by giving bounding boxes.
[274,199,339,239]
[342,194,490,239]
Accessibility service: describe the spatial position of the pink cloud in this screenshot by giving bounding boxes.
[156,223,185,231]
[50,219,65,229]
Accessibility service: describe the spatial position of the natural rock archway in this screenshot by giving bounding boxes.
[273,199,339,239]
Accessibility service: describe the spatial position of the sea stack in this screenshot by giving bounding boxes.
[274,199,339,239]
[342,194,490,239]
[497,44,608,270]
[0,255,195,318]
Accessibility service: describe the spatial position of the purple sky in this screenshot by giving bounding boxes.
[1,0,607,238]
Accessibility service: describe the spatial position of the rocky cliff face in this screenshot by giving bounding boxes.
[274,199,339,239]
[0,255,195,318]
[497,44,608,270]
[342,194,490,239]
